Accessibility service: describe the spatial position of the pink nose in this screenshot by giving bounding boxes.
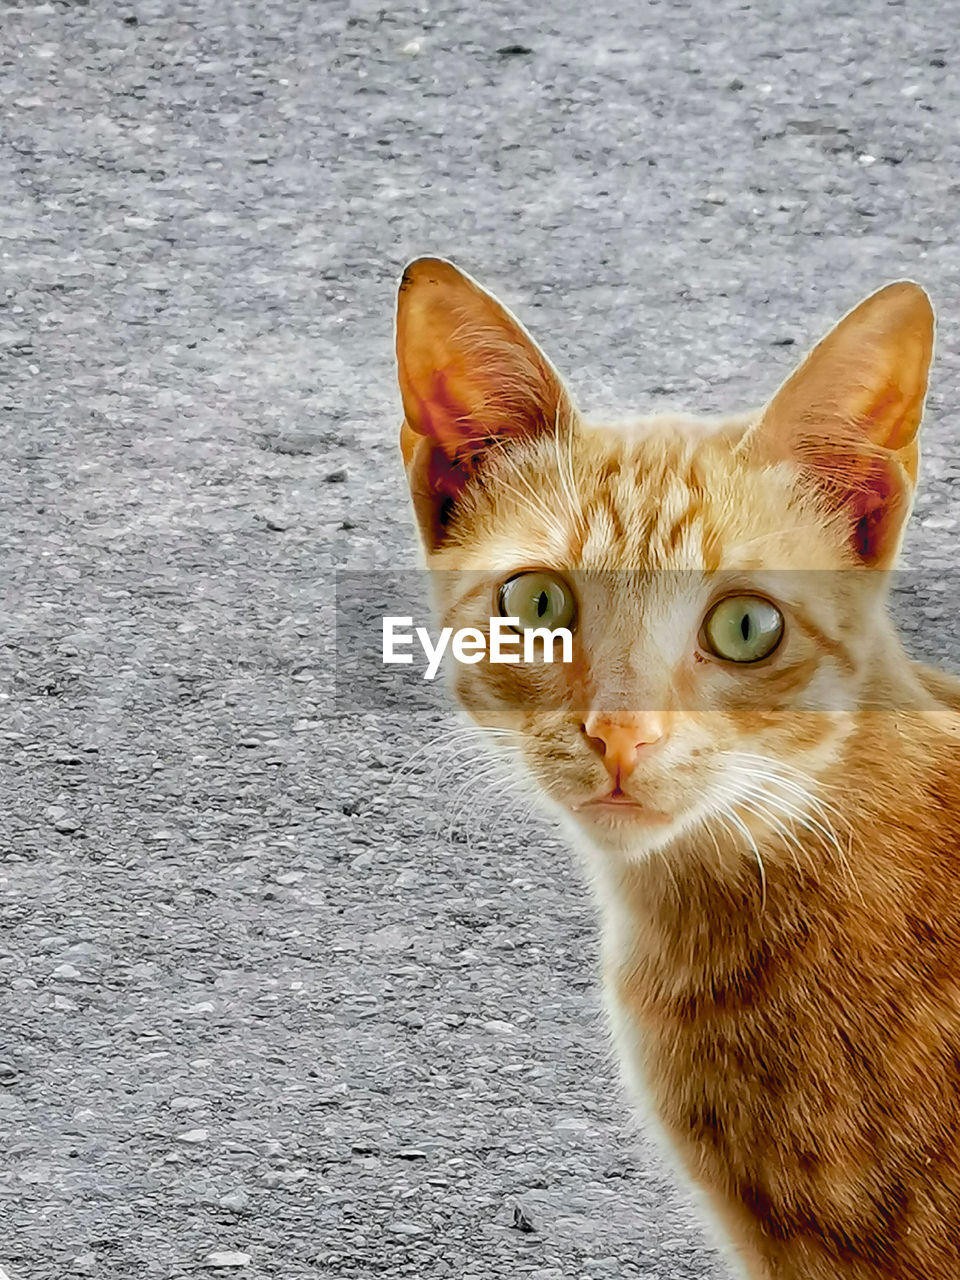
[582,712,667,782]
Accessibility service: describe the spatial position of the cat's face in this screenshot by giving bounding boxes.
[395,260,934,860]
[424,428,889,858]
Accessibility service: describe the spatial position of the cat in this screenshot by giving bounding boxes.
[394,255,960,1279]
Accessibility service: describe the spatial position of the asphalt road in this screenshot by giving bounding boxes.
[3,1,960,1277]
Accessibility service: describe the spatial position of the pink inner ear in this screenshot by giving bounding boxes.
[409,369,472,452]
[422,439,475,530]
[849,457,903,564]
[809,449,904,566]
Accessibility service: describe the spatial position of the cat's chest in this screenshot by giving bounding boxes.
[600,926,853,1170]
[605,956,791,1137]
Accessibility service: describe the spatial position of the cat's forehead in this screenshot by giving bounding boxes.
[592,411,743,445]
[577,421,737,570]
[452,413,840,576]
[551,418,806,570]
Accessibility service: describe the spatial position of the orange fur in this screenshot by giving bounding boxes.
[395,258,960,1278]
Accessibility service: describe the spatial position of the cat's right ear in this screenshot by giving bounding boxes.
[749,281,934,568]
[396,257,572,551]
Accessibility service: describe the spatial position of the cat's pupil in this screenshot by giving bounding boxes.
[740,613,751,641]
[537,591,548,618]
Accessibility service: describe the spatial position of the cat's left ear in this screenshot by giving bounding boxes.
[750,281,934,567]
[396,257,573,550]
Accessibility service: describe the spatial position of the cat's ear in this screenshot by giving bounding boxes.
[396,257,573,550]
[750,281,934,567]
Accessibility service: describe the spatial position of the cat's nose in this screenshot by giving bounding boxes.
[582,712,666,782]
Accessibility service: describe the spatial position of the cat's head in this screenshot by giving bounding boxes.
[395,258,934,860]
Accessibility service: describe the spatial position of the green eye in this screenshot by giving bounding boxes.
[702,595,784,663]
[498,571,576,632]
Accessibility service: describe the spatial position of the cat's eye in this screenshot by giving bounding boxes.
[701,595,784,664]
[498,571,577,632]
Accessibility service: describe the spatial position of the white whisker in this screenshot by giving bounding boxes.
[716,751,864,905]
[715,800,766,910]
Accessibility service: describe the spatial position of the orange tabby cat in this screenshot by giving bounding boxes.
[395,256,960,1279]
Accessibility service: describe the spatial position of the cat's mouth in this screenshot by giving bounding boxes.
[574,789,673,824]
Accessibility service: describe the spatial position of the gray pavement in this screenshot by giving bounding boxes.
[2,1,960,1277]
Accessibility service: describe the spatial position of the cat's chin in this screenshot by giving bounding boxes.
[574,796,673,826]
[560,801,687,859]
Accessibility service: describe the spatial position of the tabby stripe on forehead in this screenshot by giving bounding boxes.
[652,482,702,565]
[575,500,624,563]
[600,497,627,545]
